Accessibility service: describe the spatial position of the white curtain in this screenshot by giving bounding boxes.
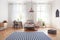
[36,4,51,25]
[9,3,26,23]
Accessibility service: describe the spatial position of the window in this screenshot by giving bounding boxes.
[36,4,51,24]
[9,3,26,23]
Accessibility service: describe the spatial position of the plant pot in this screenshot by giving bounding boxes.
[43,26,45,28]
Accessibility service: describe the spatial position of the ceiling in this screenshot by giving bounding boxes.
[8,0,54,3]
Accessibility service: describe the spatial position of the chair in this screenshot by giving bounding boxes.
[13,20,22,29]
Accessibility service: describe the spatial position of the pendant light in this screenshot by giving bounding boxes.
[29,0,34,12]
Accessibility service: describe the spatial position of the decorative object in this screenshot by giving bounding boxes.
[42,22,46,28]
[6,32,51,40]
[29,8,34,12]
[29,0,34,12]
[3,20,8,29]
[56,9,59,17]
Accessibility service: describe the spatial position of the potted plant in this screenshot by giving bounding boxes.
[42,22,45,28]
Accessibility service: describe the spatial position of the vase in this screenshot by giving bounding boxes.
[4,23,8,28]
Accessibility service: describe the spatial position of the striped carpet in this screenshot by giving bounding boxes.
[6,32,51,40]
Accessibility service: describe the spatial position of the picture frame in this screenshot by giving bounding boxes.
[56,9,59,17]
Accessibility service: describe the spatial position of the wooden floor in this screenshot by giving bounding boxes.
[0,27,60,40]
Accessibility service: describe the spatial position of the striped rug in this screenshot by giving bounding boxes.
[6,32,51,40]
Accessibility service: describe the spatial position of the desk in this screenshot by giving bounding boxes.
[13,21,22,29]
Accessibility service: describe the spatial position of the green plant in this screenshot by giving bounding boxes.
[42,22,45,26]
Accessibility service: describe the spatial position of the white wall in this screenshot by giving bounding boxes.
[52,0,60,29]
[0,0,8,22]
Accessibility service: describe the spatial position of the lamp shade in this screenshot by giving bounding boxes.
[29,8,34,12]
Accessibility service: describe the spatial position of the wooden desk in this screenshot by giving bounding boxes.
[13,21,23,29]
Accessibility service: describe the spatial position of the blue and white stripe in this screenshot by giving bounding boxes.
[6,32,51,40]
